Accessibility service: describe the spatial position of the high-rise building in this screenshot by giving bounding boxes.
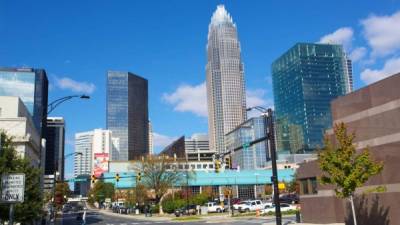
[225,117,268,170]
[45,117,65,180]
[148,120,153,155]
[106,71,149,160]
[0,68,48,137]
[74,129,112,177]
[206,5,247,154]
[272,43,351,153]
[74,131,93,177]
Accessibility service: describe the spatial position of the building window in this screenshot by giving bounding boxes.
[300,177,318,195]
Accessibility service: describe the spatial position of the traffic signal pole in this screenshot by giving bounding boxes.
[265,109,282,225]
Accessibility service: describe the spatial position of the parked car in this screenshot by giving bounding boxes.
[174,204,197,217]
[238,200,264,212]
[262,203,297,214]
[279,194,299,204]
[206,202,225,213]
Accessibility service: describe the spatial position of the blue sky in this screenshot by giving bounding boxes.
[1,0,400,179]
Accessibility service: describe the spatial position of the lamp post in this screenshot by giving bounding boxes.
[247,106,282,225]
[47,94,89,222]
[47,95,90,114]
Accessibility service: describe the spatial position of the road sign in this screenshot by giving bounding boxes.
[278,182,286,190]
[1,173,25,203]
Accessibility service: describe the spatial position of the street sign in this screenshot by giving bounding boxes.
[66,178,87,182]
[278,182,286,190]
[1,173,25,203]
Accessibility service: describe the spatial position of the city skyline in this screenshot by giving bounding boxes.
[1,1,399,180]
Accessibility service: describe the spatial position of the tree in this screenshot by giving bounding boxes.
[136,156,191,214]
[88,180,115,205]
[318,123,383,225]
[54,182,71,210]
[0,131,43,223]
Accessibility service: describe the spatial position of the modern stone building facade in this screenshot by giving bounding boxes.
[0,96,41,167]
[297,72,400,225]
[206,5,247,154]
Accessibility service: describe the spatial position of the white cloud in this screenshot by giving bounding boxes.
[360,57,400,84]
[153,132,178,148]
[319,27,354,50]
[349,47,367,62]
[246,89,274,118]
[361,11,400,57]
[163,82,208,117]
[0,77,34,103]
[55,77,96,94]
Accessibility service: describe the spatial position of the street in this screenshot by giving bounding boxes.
[59,209,297,225]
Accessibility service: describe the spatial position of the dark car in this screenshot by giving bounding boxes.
[174,205,197,217]
[279,194,299,204]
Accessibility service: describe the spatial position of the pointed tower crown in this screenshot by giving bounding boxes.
[210,5,233,26]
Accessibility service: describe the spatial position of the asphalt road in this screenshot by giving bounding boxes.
[59,210,297,225]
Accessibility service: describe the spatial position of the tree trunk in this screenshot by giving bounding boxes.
[350,195,357,225]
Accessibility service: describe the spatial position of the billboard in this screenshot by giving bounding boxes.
[93,153,109,177]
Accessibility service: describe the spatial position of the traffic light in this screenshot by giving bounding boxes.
[115,173,120,182]
[91,175,96,184]
[215,160,221,173]
[225,157,232,169]
[137,172,141,182]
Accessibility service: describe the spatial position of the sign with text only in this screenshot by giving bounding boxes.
[1,173,25,203]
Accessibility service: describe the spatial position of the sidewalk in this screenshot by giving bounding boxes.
[97,209,176,222]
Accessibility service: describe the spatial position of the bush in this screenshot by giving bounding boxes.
[190,193,209,206]
[162,199,186,214]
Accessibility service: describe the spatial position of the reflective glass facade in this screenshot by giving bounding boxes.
[225,117,267,170]
[272,43,350,153]
[0,68,48,136]
[106,71,148,161]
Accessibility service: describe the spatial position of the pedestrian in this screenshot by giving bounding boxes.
[82,208,87,225]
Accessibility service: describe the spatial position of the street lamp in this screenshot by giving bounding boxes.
[47,94,90,114]
[247,106,282,225]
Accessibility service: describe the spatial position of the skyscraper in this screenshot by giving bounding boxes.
[0,67,48,136]
[206,5,247,154]
[106,71,149,160]
[272,43,351,154]
[45,117,65,180]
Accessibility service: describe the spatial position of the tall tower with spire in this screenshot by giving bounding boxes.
[206,5,247,154]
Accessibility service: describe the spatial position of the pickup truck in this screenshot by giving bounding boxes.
[238,200,264,212]
[206,202,225,213]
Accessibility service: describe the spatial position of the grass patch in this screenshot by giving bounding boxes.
[172,216,202,221]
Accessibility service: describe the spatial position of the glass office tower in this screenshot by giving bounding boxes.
[225,117,268,170]
[106,71,149,160]
[0,67,48,136]
[272,43,351,153]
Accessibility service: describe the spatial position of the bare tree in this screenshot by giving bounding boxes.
[135,156,194,214]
